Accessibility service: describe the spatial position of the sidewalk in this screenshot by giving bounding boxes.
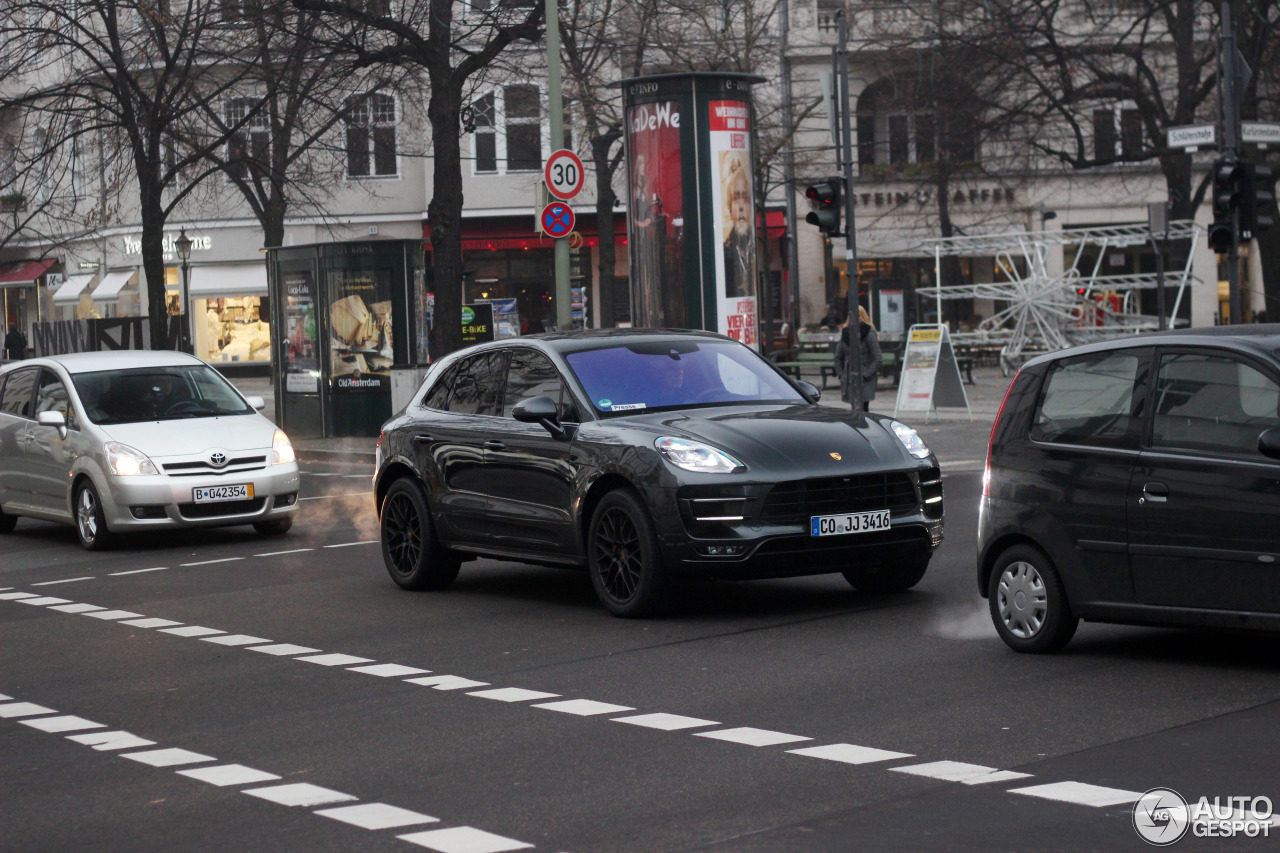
[230,364,1011,468]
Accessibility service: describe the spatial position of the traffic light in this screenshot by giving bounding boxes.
[1208,158,1241,254]
[804,177,843,237]
[1240,162,1276,240]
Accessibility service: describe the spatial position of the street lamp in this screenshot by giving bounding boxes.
[174,227,193,353]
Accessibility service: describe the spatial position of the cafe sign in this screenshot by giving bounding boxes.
[122,233,213,257]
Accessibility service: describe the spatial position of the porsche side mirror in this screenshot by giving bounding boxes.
[37,409,68,439]
[1258,427,1280,459]
[512,395,567,439]
[796,380,821,402]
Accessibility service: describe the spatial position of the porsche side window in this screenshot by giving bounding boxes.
[502,350,566,418]
[0,368,37,418]
[1030,351,1141,447]
[448,352,503,416]
[1151,352,1279,456]
[422,362,462,411]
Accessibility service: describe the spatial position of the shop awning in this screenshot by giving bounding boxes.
[91,269,138,302]
[0,258,57,289]
[189,264,268,299]
[52,274,96,304]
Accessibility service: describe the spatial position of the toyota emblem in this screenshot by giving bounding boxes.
[209,452,227,467]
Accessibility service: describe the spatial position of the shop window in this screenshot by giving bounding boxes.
[226,97,270,181]
[1093,106,1144,162]
[196,297,271,363]
[345,92,398,178]
[470,85,542,175]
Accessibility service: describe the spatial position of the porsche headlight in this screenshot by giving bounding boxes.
[105,442,158,476]
[655,436,744,474]
[889,420,931,459]
[271,429,296,465]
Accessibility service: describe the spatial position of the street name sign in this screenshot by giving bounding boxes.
[1166,124,1216,150]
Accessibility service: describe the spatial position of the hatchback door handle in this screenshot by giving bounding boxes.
[1142,482,1169,503]
[484,440,506,450]
[412,434,434,445]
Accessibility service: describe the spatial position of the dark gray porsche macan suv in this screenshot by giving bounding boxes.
[374,330,945,616]
[979,326,1280,652]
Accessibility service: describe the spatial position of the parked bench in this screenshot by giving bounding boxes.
[771,351,837,389]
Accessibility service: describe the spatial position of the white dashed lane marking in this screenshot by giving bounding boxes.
[85,610,144,620]
[398,826,534,853]
[1010,781,1143,807]
[298,653,375,667]
[68,731,156,751]
[248,643,322,657]
[255,548,315,557]
[202,634,272,646]
[694,727,812,747]
[108,567,168,576]
[467,688,560,703]
[892,761,1033,785]
[349,663,431,678]
[244,782,358,808]
[17,596,73,606]
[20,715,106,733]
[161,626,225,637]
[406,676,489,691]
[177,764,282,787]
[0,702,57,718]
[0,592,38,600]
[120,618,184,629]
[32,577,94,586]
[787,743,914,765]
[180,558,244,567]
[122,747,217,768]
[50,603,105,613]
[317,803,438,831]
[612,713,721,731]
[323,540,379,548]
[533,699,635,716]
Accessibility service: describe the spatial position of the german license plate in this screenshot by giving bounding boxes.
[192,484,253,504]
[811,509,890,537]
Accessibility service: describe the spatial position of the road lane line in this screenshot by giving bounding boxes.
[49,603,105,613]
[32,577,95,586]
[67,731,156,751]
[297,653,375,667]
[348,663,431,677]
[108,567,169,576]
[694,727,812,747]
[405,676,490,691]
[176,764,282,786]
[85,610,144,620]
[324,540,379,548]
[612,713,721,731]
[180,558,244,567]
[201,634,272,646]
[399,826,533,852]
[316,802,439,830]
[248,643,322,657]
[254,548,315,557]
[17,596,73,606]
[1009,781,1143,807]
[160,626,225,637]
[120,618,184,629]
[787,743,914,765]
[0,702,56,718]
[20,715,106,733]
[892,761,1033,785]
[121,748,217,768]
[533,699,635,716]
[0,592,39,600]
[243,783,358,807]
[467,688,560,703]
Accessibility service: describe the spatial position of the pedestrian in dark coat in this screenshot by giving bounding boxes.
[4,323,27,360]
[834,305,880,412]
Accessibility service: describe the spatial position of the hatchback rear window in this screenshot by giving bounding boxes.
[1030,351,1142,447]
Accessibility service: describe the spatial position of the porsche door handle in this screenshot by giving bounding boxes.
[483,440,506,450]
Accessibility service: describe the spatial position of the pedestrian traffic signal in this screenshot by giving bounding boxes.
[804,177,843,237]
[1240,163,1276,240]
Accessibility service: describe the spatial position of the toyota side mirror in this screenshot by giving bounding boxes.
[512,395,567,440]
[245,396,265,410]
[1258,427,1280,459]
[37,410,68,439]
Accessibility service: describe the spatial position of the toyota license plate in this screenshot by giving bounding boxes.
[192,484,253,504]
[811,509,891,537]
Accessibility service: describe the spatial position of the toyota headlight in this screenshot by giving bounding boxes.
[105,442,158,476]
[655,436,744,474]
[271,429,296,465]
[889,420,931,459]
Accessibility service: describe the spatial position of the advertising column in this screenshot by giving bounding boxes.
[708,99,757,347]
[625,98,685,329]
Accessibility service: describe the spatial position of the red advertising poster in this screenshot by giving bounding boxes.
[709,99,757,348]
[626,100,685,328]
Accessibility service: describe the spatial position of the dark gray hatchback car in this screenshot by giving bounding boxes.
[979,325,1280,652]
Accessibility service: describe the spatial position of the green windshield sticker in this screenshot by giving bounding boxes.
[598,399,612,408]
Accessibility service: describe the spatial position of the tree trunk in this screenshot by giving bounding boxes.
[591,129,618,329]
[427,80,464,360]
[138,188,176,351]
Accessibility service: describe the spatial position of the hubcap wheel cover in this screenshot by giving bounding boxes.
[594,507,642,603]
[77,488,98,544]
[997,560,1048,639]
[383,492,422,576]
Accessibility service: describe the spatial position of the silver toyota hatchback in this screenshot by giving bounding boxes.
[0,350,300,549]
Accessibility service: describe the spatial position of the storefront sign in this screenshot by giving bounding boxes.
[122,233,212,256]
[461,303,495,344]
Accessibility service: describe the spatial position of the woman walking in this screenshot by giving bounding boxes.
[834,305,880,412]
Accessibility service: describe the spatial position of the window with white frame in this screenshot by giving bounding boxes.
[856,77,976,172]
[470,85,542,175]
[345,92,397,178]
[226,97,270,181]
[1093,105,1144,162]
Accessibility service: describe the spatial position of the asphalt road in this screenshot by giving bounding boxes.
[2,451,1278,853]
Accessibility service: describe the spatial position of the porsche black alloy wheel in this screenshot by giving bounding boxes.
[588,489,668,617]
[380,478,460,591]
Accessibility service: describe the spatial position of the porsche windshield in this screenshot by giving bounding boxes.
[565,340,805,415]
[72,365,255,424]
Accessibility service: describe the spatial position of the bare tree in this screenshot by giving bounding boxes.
[292,0,544,359]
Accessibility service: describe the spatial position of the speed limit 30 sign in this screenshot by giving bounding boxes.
[544,148,584,200]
